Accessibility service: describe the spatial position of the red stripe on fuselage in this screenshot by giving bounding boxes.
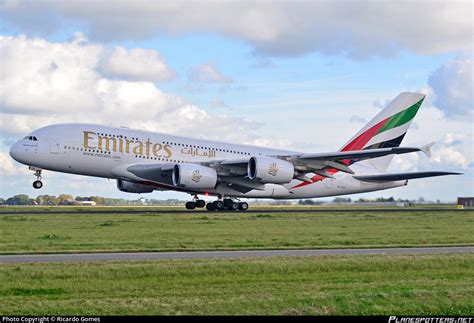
[291,117,389,189]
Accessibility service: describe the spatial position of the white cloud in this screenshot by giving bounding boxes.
[2,1,472,58]
[389,132,472,173]
[428,56,473,119]
[210,98,230,109]
[0,34,268,146]
[349,115,366,123]
[188,63,232,83]
[389,153,420,172]
[0,152,29,176]
[432,147,468,168]
[0,34,101,114]
[100,47,175,81]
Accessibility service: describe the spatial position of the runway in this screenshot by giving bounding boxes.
[0,208,471,215]
[1,246,472,263]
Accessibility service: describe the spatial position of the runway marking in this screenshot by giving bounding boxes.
[1,246,472,263]
[0,208,472,215]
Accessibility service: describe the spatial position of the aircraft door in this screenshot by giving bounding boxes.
[50,139,60,154]
[324,179,333,189]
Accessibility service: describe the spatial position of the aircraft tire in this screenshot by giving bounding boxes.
[213,200,224,210]
[196,199,206,208]
[33,180,43,189]
[185,202,196,210]
[231,202,239,211]
[238,202,249,211]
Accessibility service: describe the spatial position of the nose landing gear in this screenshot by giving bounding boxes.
[30,167,43,189]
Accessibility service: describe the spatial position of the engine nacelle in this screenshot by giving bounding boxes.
[172,163,217,189]
[247,156,294,184]
[116,179,154,193]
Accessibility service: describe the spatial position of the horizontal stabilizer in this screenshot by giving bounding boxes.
[354,171,462,183]
[298,147,421,161]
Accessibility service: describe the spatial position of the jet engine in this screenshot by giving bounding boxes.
[247,156,294,184]
[172,164,217,189]
[116,179,154,193]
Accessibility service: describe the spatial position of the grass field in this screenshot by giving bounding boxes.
[0,253,472,315]
[0,207,472,254]
[1,206,472,315]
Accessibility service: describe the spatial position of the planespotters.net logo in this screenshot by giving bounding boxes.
[389,317,473,323]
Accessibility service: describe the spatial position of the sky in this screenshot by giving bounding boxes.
[0,0,472,202]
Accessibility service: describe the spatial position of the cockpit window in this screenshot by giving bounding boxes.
[24,136,38,141]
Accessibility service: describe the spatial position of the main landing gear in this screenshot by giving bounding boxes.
[30,167,43,189]
[206,198,249,211]
[185,195,249,211]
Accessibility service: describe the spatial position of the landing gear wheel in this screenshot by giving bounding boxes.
[213,200,224,210]
[223,199,233,208]
[196,199,206,208]
[238,202,249,211]
[230,202,239,211]
[33,180,43,189]
[185,202,196,210]
[206,203,216,211]
[31,168,43,189]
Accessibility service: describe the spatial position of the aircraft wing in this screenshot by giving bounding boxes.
[353,171,462,183]
[277,146,423,178]
[119,161,260,194]
[115,146,429,187]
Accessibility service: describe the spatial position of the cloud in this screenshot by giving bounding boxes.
[430,133,471,169]
[349,115,366,123]
[2,1,471,58]
[100,47,175,81]
[210,99,230,109]
[188,63,232,83]
[372,98,391,109]
[428,56,473,119]
[0,34,101,114]
[389,133,472,173]
[0,34,270,147]
[0,152,29,176]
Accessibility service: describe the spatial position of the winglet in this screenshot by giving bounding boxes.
[421,142,436,158]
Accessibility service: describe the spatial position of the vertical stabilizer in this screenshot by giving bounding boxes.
[340,92,425,170]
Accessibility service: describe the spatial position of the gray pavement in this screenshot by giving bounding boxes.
[1,246,472,263]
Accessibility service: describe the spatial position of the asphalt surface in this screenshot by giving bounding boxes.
[1,246,472,263]
[0,208,471,214]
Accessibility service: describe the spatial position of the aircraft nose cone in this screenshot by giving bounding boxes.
[9,141,24,163]
[9,142,19,161]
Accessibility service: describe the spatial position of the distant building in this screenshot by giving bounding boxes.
[457,197,474,208]
[396,202,409,207]
[80,201,97,206]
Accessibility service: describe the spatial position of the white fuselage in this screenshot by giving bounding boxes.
[10,124,406,198]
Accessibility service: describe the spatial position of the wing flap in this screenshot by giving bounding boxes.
[354,171,461,183]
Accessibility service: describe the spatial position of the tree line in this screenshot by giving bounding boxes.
[0,194,185,206]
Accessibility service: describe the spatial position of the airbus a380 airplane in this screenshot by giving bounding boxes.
[9,92,460,211]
